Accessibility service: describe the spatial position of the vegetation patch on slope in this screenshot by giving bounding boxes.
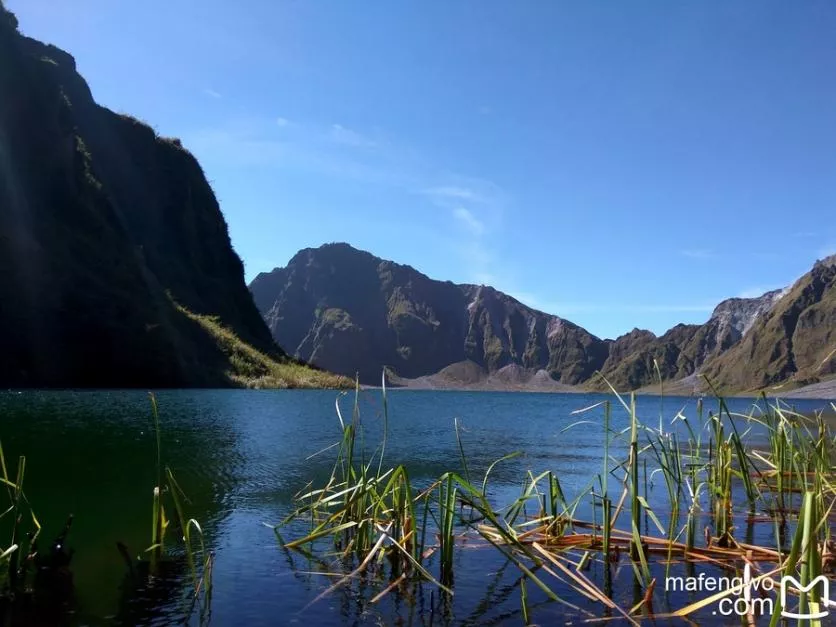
[175,304,351,389]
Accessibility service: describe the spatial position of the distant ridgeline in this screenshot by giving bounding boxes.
[250,243,836,394]
[0,3,342,388]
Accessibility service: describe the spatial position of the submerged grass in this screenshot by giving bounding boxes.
[276,373,836,624]
[145,393,213,620]
[0,441,76,622]
[0,443,40,596]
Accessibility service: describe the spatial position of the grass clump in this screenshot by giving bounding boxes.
[0,444,75,623]
[175,303,351,389]
[142,394,213,623]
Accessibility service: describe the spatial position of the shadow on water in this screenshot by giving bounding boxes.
[111,550,196,627]
[0,390,233,625]
[0,517,76,627]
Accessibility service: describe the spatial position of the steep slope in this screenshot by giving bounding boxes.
[596,290,785,391]
[0,5,342,388]
[250,243,609,384]
[596,325,700,391]
[702,256,836,393]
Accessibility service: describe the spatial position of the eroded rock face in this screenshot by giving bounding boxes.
[709,290,786,343]
[250,243,609,384]
[0,4,281,386]
[702,255,836,392]
[591,287,795,391]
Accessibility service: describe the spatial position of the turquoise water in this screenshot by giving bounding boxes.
[0,389,831,625]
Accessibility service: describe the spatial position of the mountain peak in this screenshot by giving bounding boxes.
[702,255,836,392]
[292,242,375,262]
[709,288,786,339]
[250,244,607,384]
[315,241,366,254]
[816,253,836,269]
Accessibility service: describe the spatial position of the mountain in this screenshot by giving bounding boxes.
[249,243,609,384]
[0,4,344,388]
[596,290,785,391]
[251,243,835,395]
[702,255,836,393]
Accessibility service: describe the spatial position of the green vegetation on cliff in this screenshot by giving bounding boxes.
[176,302,349,388]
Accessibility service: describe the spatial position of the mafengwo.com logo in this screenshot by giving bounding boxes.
[666,564,833,619]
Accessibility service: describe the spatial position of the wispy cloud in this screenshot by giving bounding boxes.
[420,177,507,284]
[203,88,222,99]
[463,242,494,283]
[329,124,377,148]
[450,207,493,283]
[422,186,482,203]
[187,117,500,204]
[680,248,716,260]
[504,291,562,314]
[186,127,287,166]
[453,207,485,237]
[185,116,506,285]
[184,117,415,187]
[186,127,402,185]
[421,178,507,212]
[480,286,717,320]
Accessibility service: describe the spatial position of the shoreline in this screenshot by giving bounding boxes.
[381,377,836,402]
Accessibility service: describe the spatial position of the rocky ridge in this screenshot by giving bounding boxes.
[250,243,835,395]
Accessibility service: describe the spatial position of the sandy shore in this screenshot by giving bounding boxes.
[776,379,836,400]
[388,366,836,401]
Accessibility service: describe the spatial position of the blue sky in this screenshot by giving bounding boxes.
[9,1,836,339]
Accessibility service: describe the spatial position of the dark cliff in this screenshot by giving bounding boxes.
[0,5,338,387]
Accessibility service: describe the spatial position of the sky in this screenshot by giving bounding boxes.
[8,1,836,339]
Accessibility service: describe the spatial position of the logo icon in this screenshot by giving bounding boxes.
[780,575,830,620]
